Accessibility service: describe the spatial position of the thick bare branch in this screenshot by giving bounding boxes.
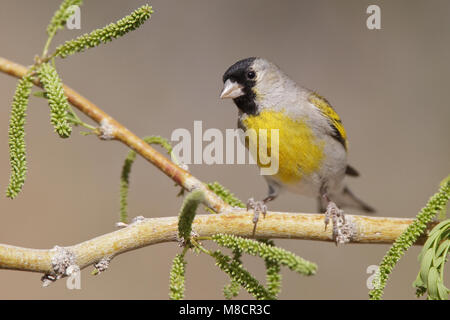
[0,211,427,275]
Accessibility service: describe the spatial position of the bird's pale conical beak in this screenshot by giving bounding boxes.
[220,79,244,99]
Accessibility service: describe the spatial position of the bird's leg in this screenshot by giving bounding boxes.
[322,194,352,245]
[322,194,333,231]
[247,194,276,238]
[247,184,279,237]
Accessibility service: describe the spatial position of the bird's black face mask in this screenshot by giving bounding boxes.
[221,57,258,115]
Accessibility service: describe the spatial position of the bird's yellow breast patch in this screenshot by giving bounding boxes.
[242,109,325,183]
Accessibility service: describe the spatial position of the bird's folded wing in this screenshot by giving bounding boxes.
[308,92,348,150]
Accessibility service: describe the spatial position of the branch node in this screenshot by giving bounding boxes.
[131,216,146,224]
[178,162,189,171]
[93,257,111,275]
[115,216,145,229]
[66,264,81,277]
[332,210,355,245]
[115,221,128,228]
[178,230,199,247]
[40,246,78,287]
[99,119,116,140]
[51,245,77,277]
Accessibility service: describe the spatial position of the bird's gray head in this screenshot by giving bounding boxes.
[220,57,285,115]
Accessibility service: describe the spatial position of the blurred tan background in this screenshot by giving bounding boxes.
[0,0,449,299]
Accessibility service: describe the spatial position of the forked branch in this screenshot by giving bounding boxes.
[0,57,229,213]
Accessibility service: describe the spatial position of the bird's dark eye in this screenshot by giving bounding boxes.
[247,71,256,79]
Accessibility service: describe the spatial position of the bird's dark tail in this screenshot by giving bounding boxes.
[317,186,375,213]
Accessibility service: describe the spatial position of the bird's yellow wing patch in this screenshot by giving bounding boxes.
[308,92,348,150]
[242,109,325,183]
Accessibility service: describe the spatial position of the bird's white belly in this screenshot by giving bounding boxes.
[266,134,347,198]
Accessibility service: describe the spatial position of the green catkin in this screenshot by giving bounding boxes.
[6,76,34,199]
[178,190,205,240]
[223,277,241,300]
[223,249,242,299]
[47,0,83,36]
[55,5,153,58]
[37,63,72,138]
[169,254,187,300]
[259,239,282,297]
[212,234,317,276]
[265,259,282,298]
[119,151,137,223]
[207,182,245,208]
[212,250,274,300]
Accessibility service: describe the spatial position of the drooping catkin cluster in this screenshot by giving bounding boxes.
[46,0,83,36]
[212,250,275,300]
[206,183,292,299]
[265,258,282,298]
[6,76,33,199]
[212,234,317,276]
[259,239,282,298]
[169,254,187,300]
[37,63,72,138]
[167,185,309,300]
[209,233,315,300]
[6,2,153,200]
[222,249,242,299]
[369,181,450,300]
[205,183,286,298]
[55,5,153,58]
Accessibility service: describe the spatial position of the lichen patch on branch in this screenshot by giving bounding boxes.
[99,118,116,140]
[41,245,79,286]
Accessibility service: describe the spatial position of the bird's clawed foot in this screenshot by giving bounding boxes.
[247,197,268,237]
[324,199,353,245]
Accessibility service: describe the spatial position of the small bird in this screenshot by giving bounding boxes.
[220,57,374,243]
